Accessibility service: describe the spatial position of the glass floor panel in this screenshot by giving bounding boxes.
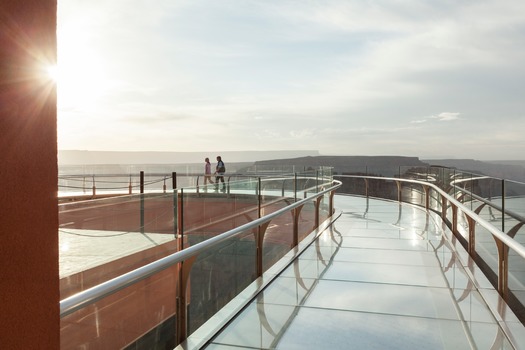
[196,196,525,349]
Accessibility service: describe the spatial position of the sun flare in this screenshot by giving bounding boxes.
[46,65,59,82]
[55,21,112,109]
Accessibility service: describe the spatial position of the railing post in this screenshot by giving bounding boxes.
[196,176,200,195]
[423,185,430,210]
[314,197,321,228]
[316,170,319,193]
[128,175,132,194]
[502,179,505,233]
[258,177,262,219]
[453,169,456,197]
[140,171,144,193]
[441,196,447,220]
[451,204,458,235]
[496,239,509,300]
[294,173,297,202]
[396,180,401,203]
[172,172,177,190]
[256,222,270,277]
[179,188,184,247]
[466,215,476,256]
[176,256,197,346]
[92,175,96,196]
[172,172,178,238]
[292,205,304,247]
[329,190,335,215]
[140,171,144,234]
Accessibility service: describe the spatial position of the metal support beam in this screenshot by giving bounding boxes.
[176,256,197,345]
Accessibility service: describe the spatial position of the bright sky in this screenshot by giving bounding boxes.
[56,0,525,160]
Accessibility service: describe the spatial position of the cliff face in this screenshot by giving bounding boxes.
[253,156,525,181]
[254,156,428,177]
[424,159,525,182]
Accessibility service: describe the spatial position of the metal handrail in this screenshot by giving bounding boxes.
[451,179,525,227]
[60,180,342,317]
[335,175,525,260]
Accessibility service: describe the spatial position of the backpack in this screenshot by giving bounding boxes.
[218,161,226,173]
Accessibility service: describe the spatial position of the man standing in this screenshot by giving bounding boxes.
[215,155,226,192]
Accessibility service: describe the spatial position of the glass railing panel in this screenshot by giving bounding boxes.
[455,208,470,243]
[61,265,179,350]
[59,193,178,299]
[281,176,298,199]
[297,201,317,243]
[318,192,330,224]
[367,178,398,201]
[474,225,499,287]
[503,214,521,237]
[337,176,367,197]
[180,183,259,249]
[293,172,316,198]
[428,188,442,213]
[262,208,294,272]
[259,175,289,198]
[58,174,96,196]
[474,203,503,232]
[60,174,131,196]
[453,176,504,222]
[256,177,294,272]
[187,229,256,335]
[449,174,525,238]
[505,180,525,212]
[508,248,525,322]
[503,180,525,238]
[258,177,293,225]
[399,165,433,182]
[400,182,426,206]
[59,173,178,196]
[59,192,178,233]
[227,177,259,195]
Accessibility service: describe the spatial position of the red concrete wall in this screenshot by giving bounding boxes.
[0,0,59,348]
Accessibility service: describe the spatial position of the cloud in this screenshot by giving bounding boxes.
[410,112,461,124]
[57,0,525,159]
[289,129,316,138]
[433,112,461,121]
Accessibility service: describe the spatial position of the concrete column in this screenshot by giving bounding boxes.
[0,0,59,348]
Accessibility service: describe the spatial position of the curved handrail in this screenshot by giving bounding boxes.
[60,180,342,317]
[334,175,525,260]
[451,179,525,228]
[335,173,525,323]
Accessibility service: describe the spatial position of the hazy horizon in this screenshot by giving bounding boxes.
[58,149,525,166]
[56,1,525,160]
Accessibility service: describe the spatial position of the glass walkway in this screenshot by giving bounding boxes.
[187,195,525,349]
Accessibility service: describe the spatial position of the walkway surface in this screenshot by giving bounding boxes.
[59,229,174,278]
[201,195,525,349]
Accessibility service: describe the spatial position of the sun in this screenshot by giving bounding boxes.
[46,65,59,82]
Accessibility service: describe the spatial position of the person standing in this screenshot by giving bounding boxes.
[204,157,214,190]
[215,155,226,192]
